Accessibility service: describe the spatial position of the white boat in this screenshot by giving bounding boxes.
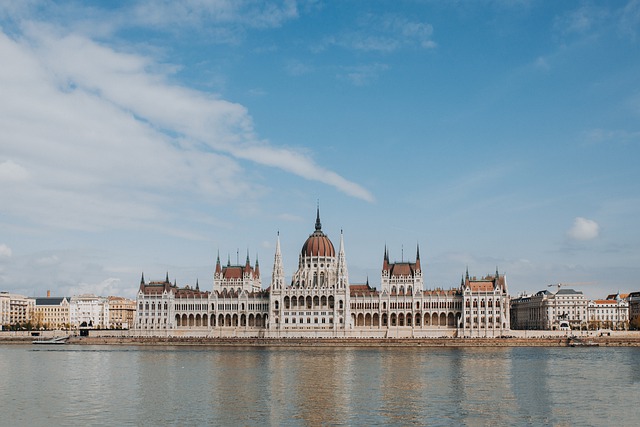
[32,336,69,345]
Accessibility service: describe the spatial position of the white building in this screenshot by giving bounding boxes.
[0,292,35,328]
[511,287,588,330]
[587,296,628,330]
[134,209,511,338]
[0,292,10,329]
[70,294,109,329]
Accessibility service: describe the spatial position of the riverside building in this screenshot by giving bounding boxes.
[510,287,588,330]
[135,210,511,337]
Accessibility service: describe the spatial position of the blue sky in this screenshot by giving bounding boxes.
[1,1,639,299]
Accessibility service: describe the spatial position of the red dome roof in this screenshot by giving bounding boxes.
[300,208,335,258]
[301,231,335,258]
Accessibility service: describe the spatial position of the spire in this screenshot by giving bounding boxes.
[165,271,170,283]
[254,253,260,278]
[227,253,231,267]
[315,203,322,231]
[465,266,469,280]
[383,244,389,271]
[272,232,284,290]
[140,272,145,285]
[195,279,199,291]
[246,249,251,267]
[337,229,348,289]
[215,250,221,275]
[495,266,499,279]
[415,243,421,271]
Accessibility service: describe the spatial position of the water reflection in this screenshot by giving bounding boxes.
[1,345,639,426]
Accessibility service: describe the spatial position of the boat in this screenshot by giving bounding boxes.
[567,336,599,347]
[32,336,69,345]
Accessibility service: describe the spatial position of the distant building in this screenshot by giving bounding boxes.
[32,296,70,329]
[70,294,109,329]
[629,292,640,329]
[0,293,35,327]
[511,287,587,330]
[0,292,10,329]
[108,296,136,329]
[587,296,628,330]
[134,209,510,337]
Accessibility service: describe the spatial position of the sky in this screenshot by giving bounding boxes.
[1,1,639,300]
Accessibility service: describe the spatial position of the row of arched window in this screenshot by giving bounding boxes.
[352,312,461,327]
[174,313,268,328]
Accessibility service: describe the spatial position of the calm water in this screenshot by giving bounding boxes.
[1,345,639,426]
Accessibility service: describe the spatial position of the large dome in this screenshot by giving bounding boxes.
[300,209,335,258]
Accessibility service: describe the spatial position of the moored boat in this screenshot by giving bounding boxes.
[32,336,69,345]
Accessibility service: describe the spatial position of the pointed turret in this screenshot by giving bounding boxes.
[165,272,170,284]
[254,254,260,279]
[246,250,251,268]
[195,279,199,291]
[415,243,421,271]
[337,229,349,289]
[383,244,389,271]
[140,272,145,285]
[215,251,221,275]
[315,204,322,231]
[272,231,284,290]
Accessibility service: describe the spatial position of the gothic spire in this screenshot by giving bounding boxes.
[140,272,145,285]
[272,231,284,290]
[215,250,221,275]
[315,203,322,231]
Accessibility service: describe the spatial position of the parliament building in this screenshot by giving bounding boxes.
[135,209,510,337]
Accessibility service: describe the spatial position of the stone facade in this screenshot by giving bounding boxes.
[134,210,511,337]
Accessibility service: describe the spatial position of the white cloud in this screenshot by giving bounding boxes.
[0,244,12,258]
[0,160,29,182]
[0,20,372,233]
[567,217,600,241]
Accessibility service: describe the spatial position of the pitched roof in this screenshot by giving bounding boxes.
[34,297,69,306]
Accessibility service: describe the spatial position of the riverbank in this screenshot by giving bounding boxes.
[3,335,640,347]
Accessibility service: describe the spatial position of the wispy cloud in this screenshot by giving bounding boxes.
[584,128,640,145]
[317,13,436,53]
[338,63,389,86]
[0,19,373,234]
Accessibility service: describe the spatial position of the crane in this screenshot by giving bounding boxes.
[547,282,595,291]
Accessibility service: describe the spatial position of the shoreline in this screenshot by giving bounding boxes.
[3,335,640,347]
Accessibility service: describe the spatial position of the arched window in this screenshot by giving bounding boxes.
[274,300,279,310]
[339,300,343,309]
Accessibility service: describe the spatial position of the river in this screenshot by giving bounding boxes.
[1,345,638,426]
